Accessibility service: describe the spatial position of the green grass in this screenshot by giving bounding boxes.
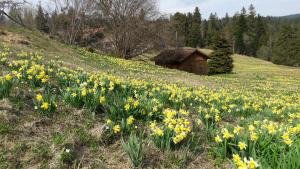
[1,26,299,93]
[0,25,299,169]
[0,121,13,135]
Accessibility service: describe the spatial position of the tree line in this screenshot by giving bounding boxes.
[169,5,300,66]
[0,1,299,66]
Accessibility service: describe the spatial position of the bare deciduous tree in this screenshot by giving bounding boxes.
[0,0,27,27]
[51,0,96,44]
[98,0,158,59]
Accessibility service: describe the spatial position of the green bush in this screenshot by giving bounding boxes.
[208,35,233,75]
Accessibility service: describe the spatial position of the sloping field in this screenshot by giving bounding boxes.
[0,26,299,169]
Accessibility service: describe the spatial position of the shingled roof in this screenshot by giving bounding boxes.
[153,48,209,65]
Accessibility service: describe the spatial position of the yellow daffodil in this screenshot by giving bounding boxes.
[71,93,77,97]
[124,103,130,111]
[36,94,43,102]
[41,102,49,110]
[250,132,259,141]
[99,96,105,104]
[238,142,247,151]
[222,128,234,140]
[113,125,121,133]
[234,126,243,135]
[81,89,87,97]
[283,138,293,146]
[246,158,259,169]
[154,128,164,136]
[233,154,242,165]
[127,116,135,125]
[133,100,139,108]
[106,119,112,125]
[5,74,12,81]
[215,135,222,143]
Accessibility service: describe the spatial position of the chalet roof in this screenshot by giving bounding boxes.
[153,48,209,65]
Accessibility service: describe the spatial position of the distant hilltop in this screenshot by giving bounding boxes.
[279,13,300,19]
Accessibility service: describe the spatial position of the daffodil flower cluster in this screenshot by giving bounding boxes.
[1,47,299,168]
[233,154,259,169]
[214,118,300,168]
[150,109,191,150]
[34,93,57,116]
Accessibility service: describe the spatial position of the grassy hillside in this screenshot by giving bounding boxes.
[0,26,299,169]
[2,26,300,90]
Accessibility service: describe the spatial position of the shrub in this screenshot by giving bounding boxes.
[208,35,233,75]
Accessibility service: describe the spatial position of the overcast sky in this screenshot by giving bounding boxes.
[159,0,300,18]
[28,0,300,19]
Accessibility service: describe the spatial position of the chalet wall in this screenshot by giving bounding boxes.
[178,53,208,75]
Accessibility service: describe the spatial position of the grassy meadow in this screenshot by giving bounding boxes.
[0,27,299,169]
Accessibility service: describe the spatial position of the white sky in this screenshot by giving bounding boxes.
[27,0,300,19]
[158,0,300,18]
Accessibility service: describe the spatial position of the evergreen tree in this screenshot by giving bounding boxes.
[185,12,193,46]
[234,7,247,54]
[222,13,235,49]
[171,12,188,36]
[208,34,234,75]
[49,10,58,35]
[248,4,256,17]
[246,4,257,56]
[224,13,230,25]
[201,19,208,46]
[35,3,49,33]
[206,13,219,47]
[273,25,300,66]
[186,7,202,47]
[221,13,230,28]
[208,13,219,32]
[253,14,267,55]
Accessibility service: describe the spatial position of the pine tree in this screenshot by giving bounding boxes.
[222,13,230,27]
[186,7,202,47]
[35,3,49,33]
[234,7,247,54]
[273,25,300,66]
[222,13,235,49]
[208,34,234,75]
[185,12,193,46]
[225,13,230,24]
[246,4,257,56]
[253,14,267,55]
[206,13,219,47]
[201,19,208,46]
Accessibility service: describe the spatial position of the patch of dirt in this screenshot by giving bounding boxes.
[17,40,31,45]
[0,30,8,36]
[143,143,165,168]
[101,141,131,169]
[89,122,106,140]
[0,99,19,122]
[187,152,220,169]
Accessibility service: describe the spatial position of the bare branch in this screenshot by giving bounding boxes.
[0,0,28,27]
[98,0,158,59]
